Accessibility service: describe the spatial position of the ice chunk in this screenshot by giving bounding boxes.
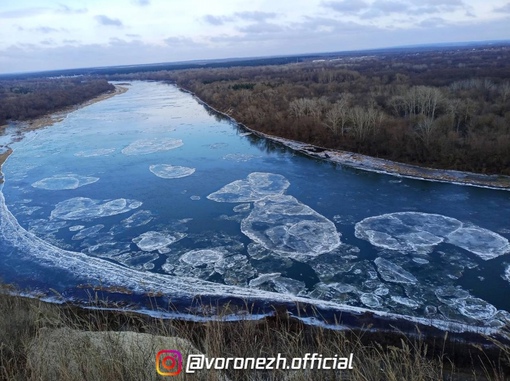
[356,212,510,260]
[434,285,470,305]
[374,257,418,284]
[215,254,256,286]
[132,231,186,253]
[69,225,85,232]
[120,210,153,228]
[355,212,459,253]
[207,172,290,203]
[223,153,258,162]
[457,297,497,320]
[149,164,195,179]
[74,148,116,157]
[180,249,223,266]
[190,196,201,201]
[233,204,251,213]
[241,194,341,257]
[121,138,183,155]
[390,296,421,309]
[32,174,99,190]
[72,225,104,240]
[504,264,510,284]
[51,197,141,221]
[445,227,510,260]
[249,273,305,296]
[360,293,382,308]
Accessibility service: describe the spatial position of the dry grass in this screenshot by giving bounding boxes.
[0,286,509,381]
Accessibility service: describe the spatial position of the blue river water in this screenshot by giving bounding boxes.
[0,81,509,330]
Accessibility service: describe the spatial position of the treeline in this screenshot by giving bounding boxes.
[0,78,114,125]
[109,45,510,175]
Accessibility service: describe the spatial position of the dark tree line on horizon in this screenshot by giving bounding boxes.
[0,78,114,126]
[108,45,510,175]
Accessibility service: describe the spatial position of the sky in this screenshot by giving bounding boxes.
[1,0,509,74]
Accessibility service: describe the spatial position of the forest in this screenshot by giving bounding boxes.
[108,44,510,175]
[0,78,114,126]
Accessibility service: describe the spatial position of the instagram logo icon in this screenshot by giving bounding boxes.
[156,350,182,376]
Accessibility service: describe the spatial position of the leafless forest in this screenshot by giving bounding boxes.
[111,45,510,175]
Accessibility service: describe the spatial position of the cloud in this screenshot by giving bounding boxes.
[494,3,510,13]
[0,7,48,19]
[132,0,151,5]
[35,26,60,34]
[234,11,278,22]
[322,0,369,14]
[95,15,123,27]
[203,14,231,26]
[56,4,87,14]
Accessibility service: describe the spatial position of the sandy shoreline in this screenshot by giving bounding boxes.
[0,85,128,169]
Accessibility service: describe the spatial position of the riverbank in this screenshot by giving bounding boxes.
[0,285,508,380]
[0,85,128,167]
[182,88,510,191]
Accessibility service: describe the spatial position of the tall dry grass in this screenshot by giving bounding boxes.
[0,285,509,381]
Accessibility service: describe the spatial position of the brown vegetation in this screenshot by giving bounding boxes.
[110,45,510,175]
[1,285,509,380]
[0,78,114,126]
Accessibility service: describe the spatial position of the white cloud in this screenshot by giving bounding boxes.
[0,0,508,73]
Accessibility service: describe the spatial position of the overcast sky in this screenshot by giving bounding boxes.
[1,0,509,74]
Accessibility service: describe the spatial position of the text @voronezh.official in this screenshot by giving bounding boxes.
[156,350,354,376]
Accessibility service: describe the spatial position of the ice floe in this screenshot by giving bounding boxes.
[74,148,116,157]
[120,210,153,228]
[207,172,290,203]
[355,212,510,260]
[374,257,418,284]
[121,138,183,155]
[223,153,258,162]
[445,227,510,260]
[241,194,341,257]
[249,273,306,295]
[360,293,382,308]
[149,164,195,179]
[51,197,142,221]
[32,174,99,190]
[133,231,186,253]
[180,249,223,266]
[71,225,104,240]
[504,265,510,284]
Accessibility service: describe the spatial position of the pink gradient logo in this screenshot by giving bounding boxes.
[156,350,182,376]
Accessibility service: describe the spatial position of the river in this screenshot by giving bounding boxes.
[1,81,509,331]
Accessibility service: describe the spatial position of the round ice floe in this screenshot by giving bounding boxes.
[32,174,99,190]
[360,293,382,308]
[374,257,418,284]
[132,231,186,253]
[180,249,223,266]
[121,138,183,155]
[355,212,459,253]
[249,273,305,296]
[241,195,341,257]
[51,197,141,221]
[74,148,115,157]
[149,164,195,179]
[223,153,258,162]
[457,297,498,320]
[207,172,290,203]
[355,212,510,260]
[445,227,510,260]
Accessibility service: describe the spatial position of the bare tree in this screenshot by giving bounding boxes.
[323,98,348,136]
[349,106,383,142]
